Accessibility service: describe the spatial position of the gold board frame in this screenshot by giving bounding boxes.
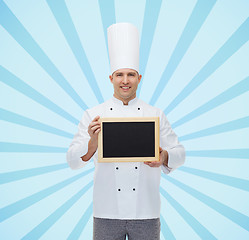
[98,117,160,162]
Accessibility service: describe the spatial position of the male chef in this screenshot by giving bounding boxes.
[67,23,185,240]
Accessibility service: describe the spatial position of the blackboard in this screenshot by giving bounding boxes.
[98,117,159,162]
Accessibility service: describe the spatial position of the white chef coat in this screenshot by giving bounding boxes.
[67,97,185,219]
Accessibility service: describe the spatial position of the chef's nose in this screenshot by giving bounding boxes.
[123,75,129,84]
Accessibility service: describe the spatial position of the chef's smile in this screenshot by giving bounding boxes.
[120,86,131,91]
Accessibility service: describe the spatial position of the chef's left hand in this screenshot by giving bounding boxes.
[144,147,168,168]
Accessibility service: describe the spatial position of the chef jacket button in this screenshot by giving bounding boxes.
[110,108,113,110]
[138,107,140,110]
[133,188,136,191]
[118,189,121,191]
[135,166,138,169]
[116,167,119,170]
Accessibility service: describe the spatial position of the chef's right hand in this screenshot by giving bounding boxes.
[82,116,101,162]
[88,115,101,149]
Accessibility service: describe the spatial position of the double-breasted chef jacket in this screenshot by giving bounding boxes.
[67,97,185,220]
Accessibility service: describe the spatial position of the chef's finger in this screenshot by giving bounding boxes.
[88,127,100,137]
[91,124,100,132]
[95,128,101,134]
[92,126,100,134]
[144,162,153,166]
[88,117,100,128]
[150,162,157,167]
[145,161,160,167]
[89,120,101,127]
[146,163,155,167]
[89,122,101,131]
[93,116,100,122]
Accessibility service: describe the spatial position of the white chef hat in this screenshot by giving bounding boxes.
[107,23,139,74]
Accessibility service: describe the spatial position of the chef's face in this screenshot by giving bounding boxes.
[109,68,142,105]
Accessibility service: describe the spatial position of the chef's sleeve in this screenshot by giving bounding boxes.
[67,110,91,170]
[160,111,185,174]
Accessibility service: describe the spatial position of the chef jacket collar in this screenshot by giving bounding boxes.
[112,96,138,106]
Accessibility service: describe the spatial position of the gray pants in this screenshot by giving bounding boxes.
[93,217,160,240]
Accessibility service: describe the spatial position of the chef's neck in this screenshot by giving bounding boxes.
[113,94,136,105]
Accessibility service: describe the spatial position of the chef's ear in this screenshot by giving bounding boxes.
[138,74,142,83]
[109,74,113,83]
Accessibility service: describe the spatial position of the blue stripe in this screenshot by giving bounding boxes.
[186,149,249,159]
[0,1,87,109]
[46,0,103,103]
[0,163,68,184]
[0,108,74,139]
[98,0,116,55]
[179,116,249,141]
[164,17,249,114]
[163,175,249,231]
[150,0,217,105]
[137,0,162,95]
[0,66,79,125]
[160,187,217,239]
[179,166,249,192]
[0,142,67,153]
[160,214,176,240]
[67,202,93,240]
[0,168,94,222]
[172,77,249,128]
[21,181,93,240]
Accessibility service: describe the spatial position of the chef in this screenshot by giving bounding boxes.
[67,22,185,240]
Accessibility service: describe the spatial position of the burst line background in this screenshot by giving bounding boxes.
[0,0,249,239]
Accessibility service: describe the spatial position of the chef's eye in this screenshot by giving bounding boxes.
[128,73,135,76]
[116,73,123,77]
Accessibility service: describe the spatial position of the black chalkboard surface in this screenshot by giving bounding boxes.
[98,117,159,162]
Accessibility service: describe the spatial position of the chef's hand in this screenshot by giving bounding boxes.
[81,116,101,161]
[144,147,169,168]
[88,115,101,140]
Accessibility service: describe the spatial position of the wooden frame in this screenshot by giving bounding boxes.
[98,117,160,162]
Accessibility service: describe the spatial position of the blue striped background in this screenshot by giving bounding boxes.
[0,0,248,239]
